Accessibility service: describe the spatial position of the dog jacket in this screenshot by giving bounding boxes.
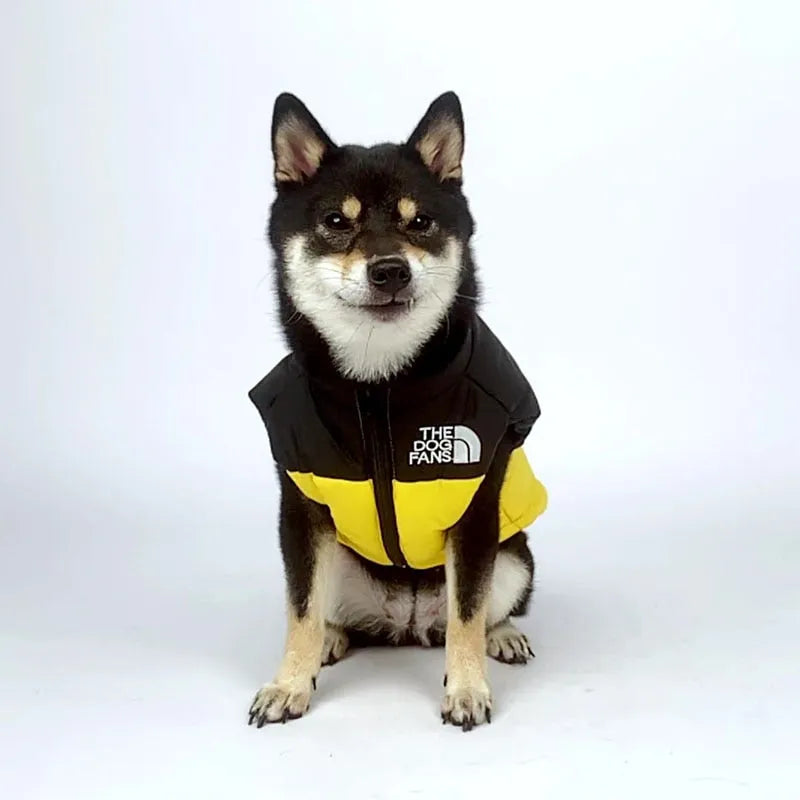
[249,316,547,569]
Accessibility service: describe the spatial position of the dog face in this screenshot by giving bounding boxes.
[268,92,476,382]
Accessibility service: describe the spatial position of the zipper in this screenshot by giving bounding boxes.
[356,386,407,567]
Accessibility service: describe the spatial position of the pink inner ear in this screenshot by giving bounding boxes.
[289,139,314,178]
[429,145,445,176]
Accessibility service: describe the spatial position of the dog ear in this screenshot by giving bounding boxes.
[271,93,336,184]
[406,92,464,181]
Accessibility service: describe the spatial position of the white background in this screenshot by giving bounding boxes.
[2,1,799,798]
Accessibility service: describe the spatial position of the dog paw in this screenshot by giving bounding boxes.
[487,621,535,665]
[248,679,313,727]
[441,681,492,731]
[322,624,349,666]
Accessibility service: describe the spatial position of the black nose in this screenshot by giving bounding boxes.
[367,258,411,295]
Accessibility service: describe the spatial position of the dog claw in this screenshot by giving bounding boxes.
[441,686,492,731]
[248,681,312,727]
[322,626,349,666]
[487,624,536,665]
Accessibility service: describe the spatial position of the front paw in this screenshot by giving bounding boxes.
[441,681,492,732]
[248,679,313,727]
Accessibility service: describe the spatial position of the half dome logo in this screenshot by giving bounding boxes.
[407,425,482,466]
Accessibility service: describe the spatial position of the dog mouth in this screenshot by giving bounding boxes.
[338,296,414,319]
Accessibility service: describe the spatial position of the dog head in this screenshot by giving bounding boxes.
[267,92,477,382]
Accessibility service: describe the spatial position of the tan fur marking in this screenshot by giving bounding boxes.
[278,533,336,680]
[444,543,489,687]
[397,197,417,222]
[341,196,362,220]
[446,614,489,681]
[401,243,428,263]
[327,249,366,275]
[274,114,326,183]
[416,117,463,181]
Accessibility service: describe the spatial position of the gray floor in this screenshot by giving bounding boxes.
[3,455,798,799]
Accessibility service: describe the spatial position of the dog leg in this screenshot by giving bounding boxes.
[441,441,514,730]
[249,476,336,726]
[441,535,493,731]
[486,544,535,664]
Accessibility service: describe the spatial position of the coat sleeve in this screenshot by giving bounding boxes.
[467,318,542,449]
[507,375,541,448]
[248,356,294,467]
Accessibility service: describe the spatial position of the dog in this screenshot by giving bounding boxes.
[247,91,547,731]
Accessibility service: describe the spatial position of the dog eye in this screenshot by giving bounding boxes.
[323,213,353,231]
[407,214,433,232]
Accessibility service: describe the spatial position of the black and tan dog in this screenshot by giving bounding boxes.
[248,92,547,731]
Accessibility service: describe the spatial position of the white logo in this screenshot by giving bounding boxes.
[408,425,482,466]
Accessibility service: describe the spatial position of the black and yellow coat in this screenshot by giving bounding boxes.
[250,317,547,570]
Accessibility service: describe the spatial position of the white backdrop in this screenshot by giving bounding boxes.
[2,1,799,798]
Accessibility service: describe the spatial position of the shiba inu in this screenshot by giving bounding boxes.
[248,91,547,731]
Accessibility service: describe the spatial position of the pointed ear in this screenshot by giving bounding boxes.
[406,92,464,181]
[271,93,336,184]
